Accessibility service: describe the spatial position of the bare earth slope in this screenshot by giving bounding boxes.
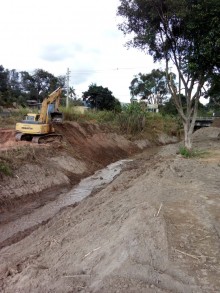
[0,122,139,210]
[0,126,220,292]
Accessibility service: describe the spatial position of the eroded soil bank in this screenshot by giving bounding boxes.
[0,125,220,292]
[0,122,140,211]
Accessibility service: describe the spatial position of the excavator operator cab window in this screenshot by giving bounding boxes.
[25,116,35,121]
[23,115,40,123]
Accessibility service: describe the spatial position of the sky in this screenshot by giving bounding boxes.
[0,0,160,103]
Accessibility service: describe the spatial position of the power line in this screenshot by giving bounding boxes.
[70,67,147,74]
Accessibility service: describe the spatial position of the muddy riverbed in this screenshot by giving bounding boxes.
[0,159,132,249]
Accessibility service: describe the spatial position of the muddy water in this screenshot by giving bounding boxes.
[0,159,132,246]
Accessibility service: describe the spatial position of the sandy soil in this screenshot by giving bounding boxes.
[0,126,220,292]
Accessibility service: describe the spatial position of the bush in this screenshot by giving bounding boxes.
[117,103,179,137]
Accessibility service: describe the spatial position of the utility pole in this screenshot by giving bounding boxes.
[66,67,71,108]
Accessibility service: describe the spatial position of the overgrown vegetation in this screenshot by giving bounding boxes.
[117,103,178,137]
[2,104,180,141]
[60,103,179,138]
[61,107,117,124]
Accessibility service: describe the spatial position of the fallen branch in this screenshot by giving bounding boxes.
[83,246,101,259]
[175,249,200,260]
[154,203,163,217]
[64,274,90,278]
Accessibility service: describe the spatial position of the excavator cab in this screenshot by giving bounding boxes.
[22,113,40,123]
[48,104,63,123]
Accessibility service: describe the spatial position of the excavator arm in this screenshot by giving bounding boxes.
[39,87,62,123]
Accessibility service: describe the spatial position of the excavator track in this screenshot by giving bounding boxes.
[15,132,33,141]
[15,132,62,144]
[32,134,62,144]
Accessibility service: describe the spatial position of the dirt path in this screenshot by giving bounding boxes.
[0,127,220,292]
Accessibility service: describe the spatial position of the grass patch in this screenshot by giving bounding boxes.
[0,161,12,176]
[179,146,207,158]
[61,107,118,125]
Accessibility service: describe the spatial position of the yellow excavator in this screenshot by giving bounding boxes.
[15,87,63,143]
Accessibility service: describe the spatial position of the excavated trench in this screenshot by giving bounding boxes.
[0,159,133,249]
[0,122,167,250]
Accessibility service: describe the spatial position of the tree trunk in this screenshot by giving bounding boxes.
[183,121,193,150]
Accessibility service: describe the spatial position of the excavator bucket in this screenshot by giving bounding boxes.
[51,111,63,123]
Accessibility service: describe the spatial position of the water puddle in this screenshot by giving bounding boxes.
[0,159,132,245]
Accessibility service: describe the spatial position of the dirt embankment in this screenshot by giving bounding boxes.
[0,122,140,210]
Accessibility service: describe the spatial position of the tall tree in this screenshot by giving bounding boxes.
[118,0,220,149]
[0,65,9,101]
[20,69,65,101]
[205,73,220,106]
[33,69,64,101]
[83,83,121,111]
[130,69,169,104]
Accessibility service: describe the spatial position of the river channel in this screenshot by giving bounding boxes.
[0,159,132,249]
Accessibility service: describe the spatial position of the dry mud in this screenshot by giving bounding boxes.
[0,125,220,292]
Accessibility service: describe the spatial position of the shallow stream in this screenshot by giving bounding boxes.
[0,159,132,246]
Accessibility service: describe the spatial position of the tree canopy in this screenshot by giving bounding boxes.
[205,73,220,105]
[0,65,65,107]
[129,69,169,104]
[118,0,220,149]
[83,84,121,112]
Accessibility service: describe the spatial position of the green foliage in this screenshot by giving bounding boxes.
[179,146,207,158]
[130,69,169,103]
[62,107,117,124]
[0,161,12,176]
[117,103,178,136]
[118,0,220,76]
[60,103,178,137]
[83,83,121,112]
[205,73,220,110]
[0,65,65,107]
[118,0,220,149]
[118,103,147,135]
[70,98,84,107]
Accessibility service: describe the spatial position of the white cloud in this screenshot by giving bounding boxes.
[0,0,157,103]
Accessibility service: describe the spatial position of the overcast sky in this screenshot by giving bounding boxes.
[0,0,161,103]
